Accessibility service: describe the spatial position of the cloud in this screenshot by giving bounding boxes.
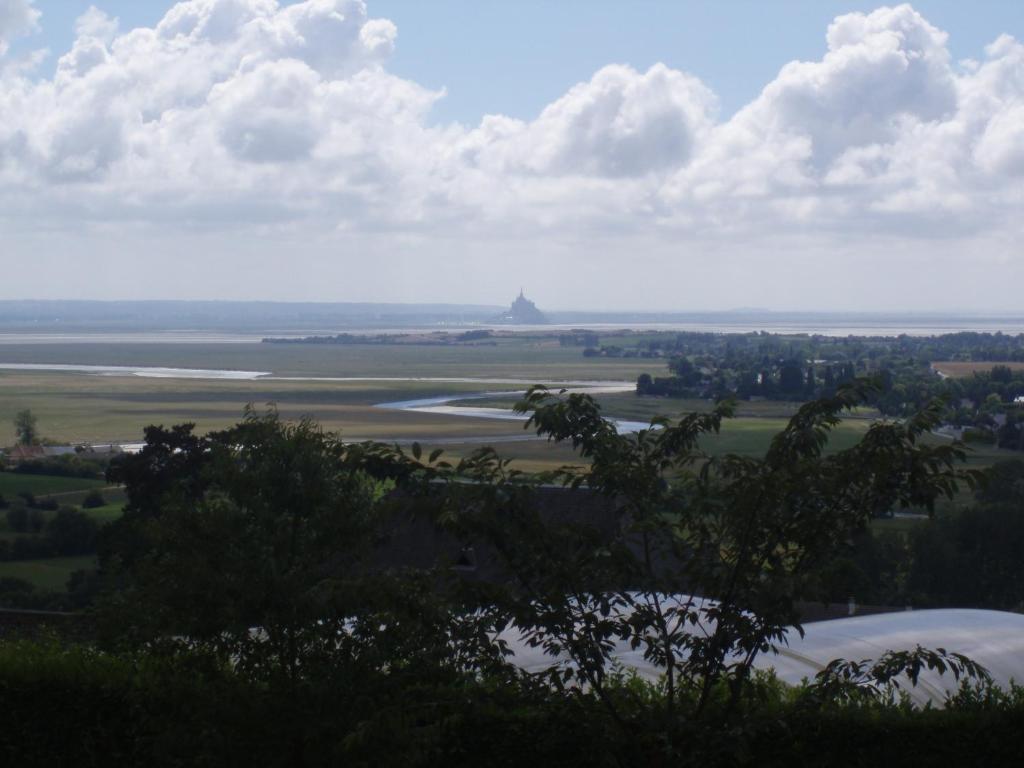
[0,1,1023,309]
[462,63,717,178]
[0,0,39,55]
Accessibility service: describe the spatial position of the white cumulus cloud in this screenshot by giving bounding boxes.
[0,1,1023,310]
[0,0,39,55]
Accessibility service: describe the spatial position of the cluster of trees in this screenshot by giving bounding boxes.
[0,491,58,513]
[584,344,663,358]
[14,385,996,763]
[558,330,600,347]
[8,454,108,479]
[1,506,99,561]
[612,330,1024,365]
[632,332,1024,449]
[637,355,864,401]
[821,459,1024,611]
[262,330,498,346]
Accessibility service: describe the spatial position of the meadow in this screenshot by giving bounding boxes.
[1,336,1019,597]
[932,360,1024,378]
[0,556,96,591]
[3,338,1017,469]
[0,340,646,448]
[0,473,106,498]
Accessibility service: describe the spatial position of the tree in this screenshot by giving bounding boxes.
[100,407,490,686]
[779,359,805,396]
[5,505,28,533]
[991,364,1014,383]
[81,489,106,509]
[13,410,38,446]
[908,463,1024,610]
[415,379,985,741]
[45,508,99,556]
[669,356,694,377]
[102,410,370,671]
[805,364,817,396]
[96,395,990,762]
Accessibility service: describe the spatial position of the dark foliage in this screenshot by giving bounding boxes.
[80,489,107,509]
[0,392,998,764]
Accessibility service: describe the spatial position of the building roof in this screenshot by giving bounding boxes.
[757,608,1024,706]
[7,444,45,461]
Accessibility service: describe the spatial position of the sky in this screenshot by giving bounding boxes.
[0,0,1022,311]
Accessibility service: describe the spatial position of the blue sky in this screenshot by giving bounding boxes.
[17,1,1024,123]
[1,1,1023,309]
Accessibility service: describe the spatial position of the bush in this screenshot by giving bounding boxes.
[5,505,28,533]
[0,578,63,610]
[28,509,45,533]
[11,455,105,479]
[10,536,54,560]
[0,494,8,510]
[14,493,57,512]
[80,490,106,509]
[0,642,1023,767]
[45,508,99,556]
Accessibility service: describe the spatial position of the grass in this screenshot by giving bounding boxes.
[81,502,124,524]
[1,341,1020,471]
[932,361,1024,378]
[0,340,648,380]
[0,555,95,591]
[423,438,586,474]
[0,373,541,445]
[0,472,106,497]
[3,338,1017,595]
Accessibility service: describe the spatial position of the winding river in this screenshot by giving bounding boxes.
[0,363,645,437]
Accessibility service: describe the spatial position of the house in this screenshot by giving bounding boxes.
[5,444,45,463]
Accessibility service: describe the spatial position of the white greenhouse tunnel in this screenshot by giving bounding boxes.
[505,607,1024,707]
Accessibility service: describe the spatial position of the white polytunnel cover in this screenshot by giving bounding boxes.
[505,607,1024,707]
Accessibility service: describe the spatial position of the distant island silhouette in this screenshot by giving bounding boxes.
[493,289,548,324]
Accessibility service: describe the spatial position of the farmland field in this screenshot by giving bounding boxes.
[3,335,1021,596]
[0,556,95,592]
[932,361,1024,378]
[0,472,106,497]
[3,339,1020,470]
[0,340,647,450]
[0,340,648,380]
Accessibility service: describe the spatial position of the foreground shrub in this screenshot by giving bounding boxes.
[1,641,1023,768]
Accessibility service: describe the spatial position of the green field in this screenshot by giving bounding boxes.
[1,337,1018,486]
[0,339,648,473]
[0,340,647,380]
[1,335,1018,602]
[0,472,106,497]
[0,556,95,591]
[80,502,125,524]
